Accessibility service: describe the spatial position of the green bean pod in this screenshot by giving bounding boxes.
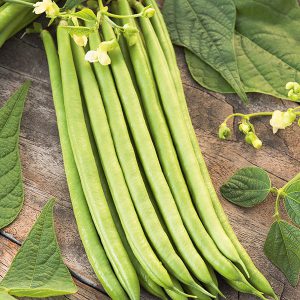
[145,1,277,298]
[0,9,30,47]
[115,0,249,287]
[184,284,211,300]
[101,17,216,293]
[0,2,35,33]
[8,10,37,40]
[165,277,188,300]
[90,131,168,300]
[70,39,176,292]
[56,23,139,300]
[134,0,246,272]
[41,29,129,300]
[88,28,209,296]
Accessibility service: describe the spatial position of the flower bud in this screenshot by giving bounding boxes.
[143,7,156,18]
[72,34,88,47]
[245,132,262,149]
[238,122,251,134]
[288,89,299,101]
[123,23,139,46]
[218,123,231,140]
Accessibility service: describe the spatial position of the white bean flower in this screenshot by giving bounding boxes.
[85,39,118,65]
[73,34,88,47]
[270,109,296,134]
[33,0,59,18]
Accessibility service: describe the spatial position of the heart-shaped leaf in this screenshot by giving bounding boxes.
[0,81,30,229]
[284,180,300,226]
[220,167,271,207]
[184,0,300,100]
[264,220,300,287]
[163,0,248,103]
[0,199,77,297]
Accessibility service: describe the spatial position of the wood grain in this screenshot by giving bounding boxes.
[0,9,299,300]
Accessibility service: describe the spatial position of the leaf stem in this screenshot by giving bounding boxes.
[224,112,274,123]
[101,10,143,19]
[273,191,282,221]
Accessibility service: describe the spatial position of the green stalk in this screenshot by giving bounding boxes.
[40,29,129,300]
[57,23,139,300]
[145,1,277,299]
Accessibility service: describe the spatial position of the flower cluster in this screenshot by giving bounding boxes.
[218,82,300,149]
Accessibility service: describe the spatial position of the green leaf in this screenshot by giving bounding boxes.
[220,167,271,208]
[0,199,77,297]
[264,220,300,287]
[0,81,30,229]
[0,291,17,300]
[185,49,234,93]
[62,0,84,11]
[61,25,95,36]
[284,180,300,225]
[163,0,248,103]
[185,0,300,100]
[71,8,97,21]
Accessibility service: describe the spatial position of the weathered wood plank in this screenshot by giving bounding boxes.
[0,11,299,299]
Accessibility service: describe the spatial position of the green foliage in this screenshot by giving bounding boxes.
[264,220,300,287]
[0,199,77,297]
[71,8,98,21]
[221,166,300,285]
[284,180,300,225]
[220,167,271,208]
[63,0,84,11]
[61,25,95,36]
[165,0,300,101]
[163,0,248,103]
[0,81,30,229]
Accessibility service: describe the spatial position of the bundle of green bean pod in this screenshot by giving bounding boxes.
[40,0,277,299]
[0,0,39,47]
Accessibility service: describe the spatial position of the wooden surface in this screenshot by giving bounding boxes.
[0,21,299,300]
